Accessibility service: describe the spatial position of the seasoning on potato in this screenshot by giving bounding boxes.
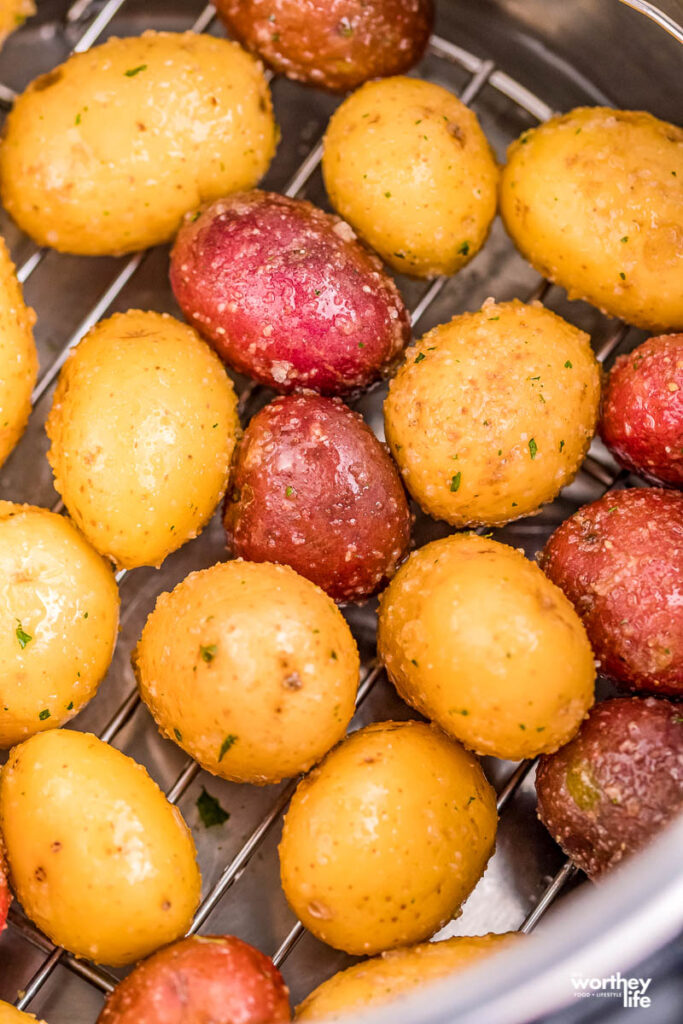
[0,729,201,966]
[0,854,9,934]
[134,560,359,785]
[0,0,34,49]
[540,488,683,695]
[0,236,37,469]
[322,76,499,277]
[214,0,434,93]
[536,697,683,879]
[0,502,119,748]
[0,32,278,255]
[46,310,239,570]
[500,107,683,332]
[384,300,601,527]
[0,1003,46,1024]
[279,720,497,955]
[170,191,410,394]
[224,395,411,602]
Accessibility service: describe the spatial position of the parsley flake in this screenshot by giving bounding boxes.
[528,438,538,459]
[173,727,182,742]
[67,701,74,711]
[414,352,426,364]
[196,787,230,827]
[285,485,296,498]
[200,643,218,663]
[16,621,32,649]
[457,241,470,256]
[39,709,50,721]
[450,472,461,492]
[564,360,573,368]
[124,64,148,77]
[218,734,238,760]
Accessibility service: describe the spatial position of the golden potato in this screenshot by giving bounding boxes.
[0,0,34,48]
[0,1003,45,1024]
[0,235,37,468]
[0,502,119,748]
[134,560,359,785]
[322,76,498,277]
[377,534,595,760]
[0,730,201,965]
[279,720,497,955]
[296,933,522,1020]
[46,310,239,570]
[500,108,683,332]
[0,32,278,255]
[384,300,600,526]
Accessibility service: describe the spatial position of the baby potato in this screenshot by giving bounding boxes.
[0,236,37,469]
[500,108,683,331]
[0,1004,45,1024]
[377,534,595,760]
[279,720,497,955]
[322,76,499,277]
[0,729,201,966]
[46,310,239,570]
[0,502,119,748]
[0,0,34,48]
[134,560,359,785]
[384,300,600,527]
[0,32,277,255]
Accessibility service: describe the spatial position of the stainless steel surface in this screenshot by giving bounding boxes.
[0,2,681,1021]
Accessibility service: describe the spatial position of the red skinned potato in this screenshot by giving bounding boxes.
[97,934,291,1024]
[224,395,411,602]
[214,0,434,93]
[600,334,683,487]
[536,697,683,879]
[0,851,9,932]
[170,191,410,395]
[540,488,683,695]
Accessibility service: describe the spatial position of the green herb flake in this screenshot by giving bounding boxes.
[15,621,32,649]
[564,360,573,369]
[488,316,500,321]
[330,650,338,660]
[218,734,238,760]
[124,64,148,77]
[450,472,462,493]
[620,236,629,243]
[199,643,218,663]
[39,709,51,721]
[384,191,392,198]
[339,23,353,37]
[414,352,426,364]
[173,728,182,742]
[673,715,683,724]
[411,658,419,667]
[271,32,280,41]
[75,112,81,125]
[357,342,365,349]
[196,787,230,827]
[619,271,626,280]
[190,210,201,223]
[528,438,538,459]
[498,449,502,456]
[536,726,546,732]
[285,485,296,498]
[519,723,526,730]
[83,611,89,619]
[466,795,476,807]
[559,440,565,452]
[457,241,470,256]
[67,701,74,711]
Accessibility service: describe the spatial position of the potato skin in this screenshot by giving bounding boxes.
[536,697,683,879]
[0,236,37,469]
[224,395,411,601]
[384,300,601,527]
[215,0,433,93]
[0,854,9,933]
[134,560,359,785]
[170,191,410,394]
[0,32,277,255]
[279,720,497,955]
[97,935,291,1024]
[0,1003,46,1024]
[540,488,683,695]
[599,334,683,487]
[0,0,34,49]
[0,730,201,965]
[46,310,239,570]
[500,108,683,332]
[0,502,119,748]
[322,77,499,277]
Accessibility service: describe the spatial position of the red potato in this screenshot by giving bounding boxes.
[224,395,411,602]
[0,852,9,932]
[536,697,683,879]
[600,333,683,487]
[170,191,410,395]
[540,488,683,695]
[97,935,291,1024]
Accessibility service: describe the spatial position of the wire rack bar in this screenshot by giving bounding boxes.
[520,859,579,933]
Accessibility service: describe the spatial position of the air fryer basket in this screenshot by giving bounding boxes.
[0,2,681,1022]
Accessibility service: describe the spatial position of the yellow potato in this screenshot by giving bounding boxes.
[384,300,600,527]
[0,1003,45,1024]
[46,310,239,569]
[377,534,595,760]
[296,933,522,1020]
[0,0,34,48]
[0,730,201,965]
[500,108,683,332]
[279,720,497,955]
[0,236,37,468]
[0,502,119,748]
[0,31,278,255]
[134,560,359,785]
[322,76,499,277]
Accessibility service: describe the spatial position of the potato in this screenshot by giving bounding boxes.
[536,697,683,879]
[0,236,37,469]
[224,395,411,601]
[540,488,683,695]
[0,32,277,256]
[170,191,410,395]
[214,0,434,93]
[0,0,34,49]
[97,935,291,1024]
[0,1004,46,1024]
[296,933,522,1020]
[0,729,201,965]
[0,502,119,748]
[378,534,595,760]
[500,108,683,332]
[600,334,683,487]
[46,310,239,570]
[0,853,9,933]
[279,720,497,955]
[384,300,601,527]
[134,560,359,785]
[322,76,499,277]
